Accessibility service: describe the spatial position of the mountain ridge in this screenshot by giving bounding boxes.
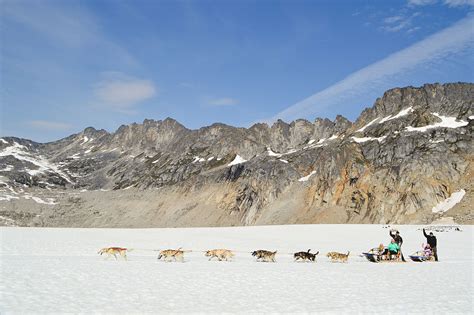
[0,82,472,227]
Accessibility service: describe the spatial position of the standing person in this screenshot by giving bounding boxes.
[389,229,406,262]
[423,228,438,261]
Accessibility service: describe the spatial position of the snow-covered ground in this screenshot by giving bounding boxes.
[1,225,472,313]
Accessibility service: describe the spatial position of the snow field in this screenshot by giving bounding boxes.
[1,225,472,313]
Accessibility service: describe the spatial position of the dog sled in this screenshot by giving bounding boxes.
[409,250,435,262]
[362,249,380,263]
[362,246,402,263]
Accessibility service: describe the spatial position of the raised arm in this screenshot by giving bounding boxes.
[389,230,395,238]
[423,228,428,238]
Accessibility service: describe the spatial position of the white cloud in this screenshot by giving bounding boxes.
[264,15,474,123]
[444,0,474,7]
[28,120,73,131]
[208,97,239,106]
[95,72,157,109]
[408,0,474,6]
[381,13,421,33]
[384,16,404,24]
[408,0,437,5]
[407,26,422,33]
[1,1,138,66]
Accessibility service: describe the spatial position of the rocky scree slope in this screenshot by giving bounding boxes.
[0,83,472,227]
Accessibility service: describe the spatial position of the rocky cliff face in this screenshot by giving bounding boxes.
[1,83,473,227]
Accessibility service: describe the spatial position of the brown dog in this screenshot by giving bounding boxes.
[158,248,186,262]
[98,247,131,260]
[326,251,350,263]
[205,249,234,261]
[252,250,277,262]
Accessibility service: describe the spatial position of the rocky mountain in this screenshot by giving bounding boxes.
[1,82,473,227]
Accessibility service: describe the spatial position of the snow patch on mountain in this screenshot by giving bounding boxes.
[228,155,247,166]
[379,107,414,124]
[298,170,316,182]
[406,113,468,132]
[284,149,298,155]
[24,195,57,205]
[302,136,338,150]
[0,142,73,183]
[0,165,14,172]
[0,194,19,201]
[81,136,89,144]
[192,156,205,163]
[356,118,379,133]
[432,189,466,213]
[351,136,386,143]
[267,148,282,157]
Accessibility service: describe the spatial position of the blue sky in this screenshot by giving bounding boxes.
[1,0,473,142]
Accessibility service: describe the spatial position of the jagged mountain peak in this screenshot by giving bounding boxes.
[353,82,473,134]
[0,82,472,227]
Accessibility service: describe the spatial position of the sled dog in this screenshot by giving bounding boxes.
[98,247,130,260]
[326,251,350,263]
[251,250,277,262]
[158,248,185,262]
[294,249,319,262]
[205,249,234,261]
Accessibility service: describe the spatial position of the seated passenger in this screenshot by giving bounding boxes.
[423,243,432,257]
[386,239,400,259]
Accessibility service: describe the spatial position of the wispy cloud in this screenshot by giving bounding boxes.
[408,0,474,6]
[444,0,474,7]
[95,72,157,110]
[384,16,404,24]
[208,97,239,106]
[407,26,422,33]
[264,14,474,123]
[27,120,73,131]
[381,12,421,32]
[408,0,437,6]
[2,1,95,47]
[1,1,138,67]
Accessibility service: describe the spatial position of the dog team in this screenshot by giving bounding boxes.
[98,247,350,263]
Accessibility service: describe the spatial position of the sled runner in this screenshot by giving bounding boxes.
[362,246,402,263]
[362,247,383,263]
[409,251,435,262]
[362,251,379,263]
